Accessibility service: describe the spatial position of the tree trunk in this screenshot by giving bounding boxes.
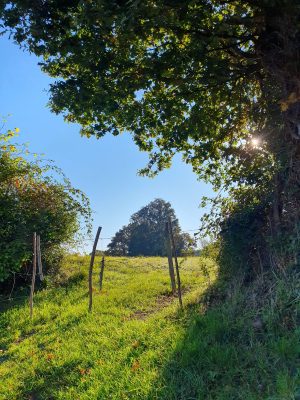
[257,4,300,266]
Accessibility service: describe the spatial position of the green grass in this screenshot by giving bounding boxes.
[0,256,299,399]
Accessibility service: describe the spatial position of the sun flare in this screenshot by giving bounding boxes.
[251,137,260,147]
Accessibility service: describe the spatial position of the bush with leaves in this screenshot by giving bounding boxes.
[0,126,91,283]
[199,179,296,280]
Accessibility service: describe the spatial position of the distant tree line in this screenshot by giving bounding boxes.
[107,199,195,256]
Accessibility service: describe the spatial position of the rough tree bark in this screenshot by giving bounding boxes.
[258,5,300,245]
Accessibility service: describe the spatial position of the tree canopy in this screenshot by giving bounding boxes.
[1,0,300,270]
[0,1,297,179]
[107,199,194,256]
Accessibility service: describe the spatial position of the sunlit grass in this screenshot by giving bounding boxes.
[0,256,298,399]
[0,256,216,399]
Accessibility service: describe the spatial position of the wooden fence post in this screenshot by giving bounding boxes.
[37,235,44,281]
[29,232,37,318]
[99,256,105,290]
[89,227,102,312]
[165,222,176,295]
[168,217,183,309]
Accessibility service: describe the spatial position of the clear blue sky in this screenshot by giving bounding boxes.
[0,36,214,250]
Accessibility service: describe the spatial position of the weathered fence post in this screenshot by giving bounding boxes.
[89,227,102,312]
[165,222,176,295]
[168,217,183,309]
[29,232,37,318]
[9,272,16,301]
[37,235,44,281]
[99,256,105,290]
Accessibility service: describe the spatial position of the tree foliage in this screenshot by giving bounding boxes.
[107,199,194,256]
[0,125,91,282]
[1,1,300,270]
[0,1,297,176]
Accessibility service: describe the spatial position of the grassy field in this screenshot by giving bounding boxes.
[0,256,299,399]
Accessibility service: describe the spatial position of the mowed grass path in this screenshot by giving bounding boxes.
[0,256,216,399]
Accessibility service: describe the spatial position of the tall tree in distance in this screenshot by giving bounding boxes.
[106,225,132,256]
[107,199,194,256]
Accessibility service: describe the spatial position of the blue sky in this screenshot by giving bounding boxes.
[0,36,214,250]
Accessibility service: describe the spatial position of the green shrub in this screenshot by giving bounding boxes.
[0,126,91,283]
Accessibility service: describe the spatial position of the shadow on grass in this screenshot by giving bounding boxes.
[0,275,87,316]
[3,270,298,400]
[20,359,83,400]
[0,291,29,313]
[145,278,299,400]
